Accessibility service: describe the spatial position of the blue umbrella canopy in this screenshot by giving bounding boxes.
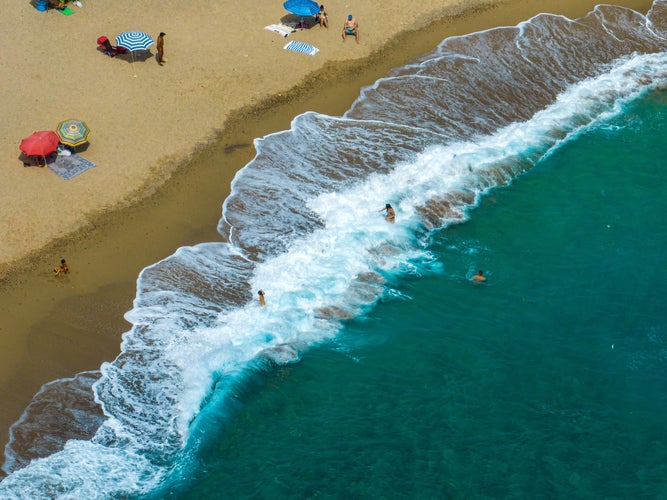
[115,31,155,51]
[283,0,319,17]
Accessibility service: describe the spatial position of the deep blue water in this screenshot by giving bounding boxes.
[153,88,667,500]
[2,2,667,498]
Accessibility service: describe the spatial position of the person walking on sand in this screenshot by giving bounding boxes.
[342,14,359,43]
[156,32,166,65]
[258,289,266,306]
[472,270,486,282]
[54,259,69,276]
[379,203,395,223]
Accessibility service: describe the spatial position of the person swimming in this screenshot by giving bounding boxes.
[472,270,486,282]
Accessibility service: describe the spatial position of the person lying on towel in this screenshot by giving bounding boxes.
[48,0,68,10]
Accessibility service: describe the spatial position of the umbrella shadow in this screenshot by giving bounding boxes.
[280,14,316,29]
[18,152,57,168]
[116,49,155,64]
[68,142,90,154]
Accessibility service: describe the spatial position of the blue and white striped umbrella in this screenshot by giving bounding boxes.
[115,31,155,52]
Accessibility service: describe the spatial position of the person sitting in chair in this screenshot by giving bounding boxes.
[315,5,328,28]
[342,14,359,43]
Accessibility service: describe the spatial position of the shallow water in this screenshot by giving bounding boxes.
[2,2,667,498]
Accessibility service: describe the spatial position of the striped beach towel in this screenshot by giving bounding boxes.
[283,41,319,56]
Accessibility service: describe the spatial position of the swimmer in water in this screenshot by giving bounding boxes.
[472,270,486,282]
[379,203,395,223]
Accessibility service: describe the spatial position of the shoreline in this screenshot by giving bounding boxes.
[0,0,653,462]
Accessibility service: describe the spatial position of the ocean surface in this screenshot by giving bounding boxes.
[2,2,667,498]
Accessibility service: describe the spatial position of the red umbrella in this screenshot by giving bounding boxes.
[20,130,60,157]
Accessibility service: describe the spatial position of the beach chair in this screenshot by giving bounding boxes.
[96,36,127,57]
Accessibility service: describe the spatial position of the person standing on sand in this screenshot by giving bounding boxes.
[54,259,69,276]
[342,14,359,43]
[156,32,166,65]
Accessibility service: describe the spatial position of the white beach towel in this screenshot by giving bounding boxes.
[264,24,295,38]
[283,41,319,56]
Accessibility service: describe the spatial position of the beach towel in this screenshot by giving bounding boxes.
[264,24,295,38]
[283,41,319,56]
[58,6,74,15]
[49,154,96,179]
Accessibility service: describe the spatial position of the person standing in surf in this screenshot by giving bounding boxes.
[379,203,395,223]
[258,289,266,306]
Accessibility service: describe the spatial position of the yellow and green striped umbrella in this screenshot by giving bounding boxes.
[55,119,90,147]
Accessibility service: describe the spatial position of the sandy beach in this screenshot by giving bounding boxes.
[0,0,653,464]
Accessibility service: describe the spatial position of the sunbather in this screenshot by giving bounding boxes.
[315,5,328,28]
[54,259,69,276]
[342,14,359,43]
[48,0,68,9]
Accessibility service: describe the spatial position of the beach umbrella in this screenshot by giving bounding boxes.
[115,31,155,52]
[20,130,59,162]
[19,130,59,166]
[283,0,319,17]
[115,31,155,75]
[55,119,90,148]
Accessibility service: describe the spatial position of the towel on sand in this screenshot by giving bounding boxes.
[283,40,319,56]
[49,154,95,179]
[264,24,295,38]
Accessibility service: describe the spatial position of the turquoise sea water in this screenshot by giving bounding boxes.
[153,92,667,498]
[2,3,667,498]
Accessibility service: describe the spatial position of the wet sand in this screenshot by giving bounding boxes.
[0,0,653,460]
